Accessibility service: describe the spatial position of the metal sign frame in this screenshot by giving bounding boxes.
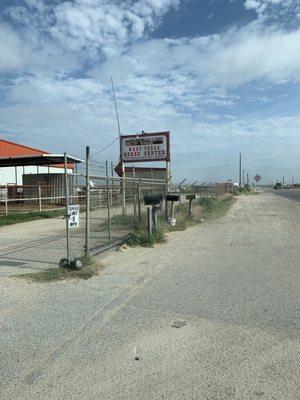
[120,131,170,163]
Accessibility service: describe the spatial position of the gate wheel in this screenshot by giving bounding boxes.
[59,258,69,269]
[72,257,84,270]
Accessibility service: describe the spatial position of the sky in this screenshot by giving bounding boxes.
[0,0,300,184]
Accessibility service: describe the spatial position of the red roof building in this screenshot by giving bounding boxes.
[0,138,46,158]
[0,138,76,185]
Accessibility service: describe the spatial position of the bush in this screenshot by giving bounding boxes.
[127,222,166,247]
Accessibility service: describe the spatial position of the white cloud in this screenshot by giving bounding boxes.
[14,0,182,57]
[244,0,300,19]
[0,23,27,72]
[1,0,300,181]
[196,26,300,86]
[95,24,300,89]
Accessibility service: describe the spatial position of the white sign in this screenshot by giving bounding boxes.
[68,204,80,228]
[120,132,170,163]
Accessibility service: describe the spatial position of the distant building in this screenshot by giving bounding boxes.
[0,138,72,185]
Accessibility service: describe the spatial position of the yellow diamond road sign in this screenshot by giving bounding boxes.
[253,174,262,182]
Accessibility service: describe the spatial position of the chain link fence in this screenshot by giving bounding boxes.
[0,153,233,272]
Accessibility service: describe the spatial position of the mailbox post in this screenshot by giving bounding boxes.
[144,194,163,238]
[166,194,179,227]
[147,207,153,236]
[186,194,196,218]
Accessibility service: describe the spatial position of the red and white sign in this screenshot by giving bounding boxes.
[120,132,170,163]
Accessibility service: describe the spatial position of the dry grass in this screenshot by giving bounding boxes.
[17,263,103,283]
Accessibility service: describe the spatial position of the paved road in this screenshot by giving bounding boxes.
[1,192,299,399]
[271,187,300,203]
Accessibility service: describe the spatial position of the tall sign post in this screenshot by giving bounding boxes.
[122,162,126,216]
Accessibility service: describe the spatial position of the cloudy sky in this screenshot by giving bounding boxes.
[1,0,300,183]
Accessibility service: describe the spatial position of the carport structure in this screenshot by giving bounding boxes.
[0,153,83,209]
[0,153,85,274]
[0,153,82,174]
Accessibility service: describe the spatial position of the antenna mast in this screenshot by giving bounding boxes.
[111,77,121,137]
[111,77,126,216]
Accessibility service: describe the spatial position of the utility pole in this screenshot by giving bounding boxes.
[247,172,249,187]
[239,153,242,188]
[242,170,245,188]
[283,175,285,187]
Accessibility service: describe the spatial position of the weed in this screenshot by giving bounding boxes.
[127,222,166,247]
[127,195,235,247]
[17,263,102,283]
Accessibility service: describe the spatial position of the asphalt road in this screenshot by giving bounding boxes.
[271,187,300,203]
[1,192,299,399]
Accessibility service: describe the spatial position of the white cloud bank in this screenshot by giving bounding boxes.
[0,0,300,181]
[0,23,27,72]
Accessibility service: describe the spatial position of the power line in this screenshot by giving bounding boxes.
[92,136,119,156]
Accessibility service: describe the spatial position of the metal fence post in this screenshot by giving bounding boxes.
[106,161,112,243]
[111,161,114,203]
[151,169,153,194]
[137,181,141,227]
[133,166,137,228]
[85,146,90,258]
[5,185,8,216]
[38,185,42,212]
[64,153,70,264]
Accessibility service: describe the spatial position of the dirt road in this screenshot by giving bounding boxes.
[1,192,299,399]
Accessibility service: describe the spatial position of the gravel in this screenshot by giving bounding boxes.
[0,191,299,399]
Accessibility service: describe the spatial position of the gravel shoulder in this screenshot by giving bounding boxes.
[1,192,299,399]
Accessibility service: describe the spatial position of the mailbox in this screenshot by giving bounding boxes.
[185,194,197,217]
[166,194,180,202]
[144,193,163,206]
[186,194,196,200]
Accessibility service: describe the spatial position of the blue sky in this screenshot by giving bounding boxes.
[0,0,300,183]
